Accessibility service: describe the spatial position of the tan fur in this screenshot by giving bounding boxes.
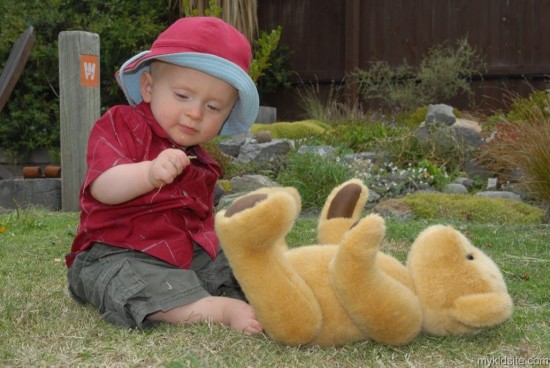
[407,225,513,335]
[215,179,513,347]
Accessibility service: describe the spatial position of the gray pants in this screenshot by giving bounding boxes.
[67,242,245,329]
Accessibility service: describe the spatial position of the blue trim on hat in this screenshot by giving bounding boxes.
[116,52,259,135]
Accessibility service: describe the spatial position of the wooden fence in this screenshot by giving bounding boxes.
[258,0,550,120]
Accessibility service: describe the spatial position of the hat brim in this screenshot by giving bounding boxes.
[116,52,259,135]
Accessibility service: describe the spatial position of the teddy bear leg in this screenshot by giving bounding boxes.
[318,179,369,245]
[216,189,323,345]
[329,214,422,346]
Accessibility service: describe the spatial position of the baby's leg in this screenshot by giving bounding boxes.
[147,296,263,334]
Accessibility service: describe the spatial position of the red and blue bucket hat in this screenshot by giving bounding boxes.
[116,17,259,135]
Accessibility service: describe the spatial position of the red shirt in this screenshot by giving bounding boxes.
[65,102,222,269]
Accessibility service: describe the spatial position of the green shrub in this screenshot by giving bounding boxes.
[395,106,462,127]
[399,192,545,224]
[276,152,352,209]
[372,125,470,175]
[322,122,406,153]
[255,42,293,98]
[251,120,329,139]
[1,0,291,159]
[354,38,485,112]
[505,90,550,123]
[0,0,169,160]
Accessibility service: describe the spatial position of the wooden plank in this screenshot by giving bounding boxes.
[257,0,550,116]
[345,0,360,103]
[58,31,100,211]
[0,26,35,111]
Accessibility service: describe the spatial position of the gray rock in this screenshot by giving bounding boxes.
[426,104,456,126]
[342,151,390,165]
[443,183,469,194]
[229,174,279,193]
[367,189,381,203]
[255,130,273,143]
[454,177,475,188]
[237,139,292,164]
[297,145,335,157]
[219,138,245,157]
[463,158,493,179]
[487,178,498,190]
[372,199,413,221]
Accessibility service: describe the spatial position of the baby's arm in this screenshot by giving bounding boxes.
[90,148,192,205]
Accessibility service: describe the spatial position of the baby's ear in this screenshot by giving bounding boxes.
[140,71,153,103]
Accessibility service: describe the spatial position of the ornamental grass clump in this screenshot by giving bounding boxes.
[479,90,550,214]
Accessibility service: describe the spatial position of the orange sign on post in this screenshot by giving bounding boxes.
[80,54,99,87]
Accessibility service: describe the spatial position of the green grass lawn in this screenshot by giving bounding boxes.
[1,209,549,367]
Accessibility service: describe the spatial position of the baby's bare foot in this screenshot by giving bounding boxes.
[147,296,262,334]
[221,297,263,334]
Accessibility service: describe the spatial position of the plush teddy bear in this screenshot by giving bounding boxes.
[215,179,513,347]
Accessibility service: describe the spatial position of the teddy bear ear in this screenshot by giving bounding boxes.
[408,225,467,266]
[224,193,268,217]
[326,182,363,219]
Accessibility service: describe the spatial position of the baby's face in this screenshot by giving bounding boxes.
[141,62,238,147]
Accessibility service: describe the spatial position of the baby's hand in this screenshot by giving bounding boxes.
[148,149,192,188]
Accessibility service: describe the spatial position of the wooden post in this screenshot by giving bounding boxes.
[58,31,100,211]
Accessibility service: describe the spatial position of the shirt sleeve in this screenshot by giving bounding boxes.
[82,106,147,190]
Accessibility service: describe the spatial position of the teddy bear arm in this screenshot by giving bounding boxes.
[450,292,513,330]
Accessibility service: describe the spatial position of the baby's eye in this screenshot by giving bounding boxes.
[175,92,189,100]
[206,104,220,112]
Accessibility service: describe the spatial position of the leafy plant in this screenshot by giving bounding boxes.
[249,26,282,83]
[276,152,352,209]
[373,125,471,175]
[354,38,485,112]
[255,42,293,97]
[0,0,169,160]
[323,122,405,153]
[180,0,222,17]
[394,106,462,128]
[1,0,290,159]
